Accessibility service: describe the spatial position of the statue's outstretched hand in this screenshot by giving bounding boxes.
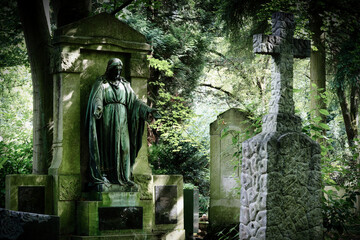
[150,109,162,119]
[94,105,103,119]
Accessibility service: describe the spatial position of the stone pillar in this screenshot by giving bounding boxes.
[209,108,253,228]
[184,189,199,239]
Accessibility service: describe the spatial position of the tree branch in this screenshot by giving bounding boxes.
[209,49,242,71]
[199,83,255,116]
[199,83,235,98]
[111,0,136,15]
[337,84,356,147]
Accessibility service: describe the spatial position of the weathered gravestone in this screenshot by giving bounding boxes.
[6,13,185,240]
[209,108,254,228]
[0,208,60,240]
[239,12,322,239]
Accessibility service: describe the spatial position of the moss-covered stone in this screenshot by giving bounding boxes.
[209,205,240,227]
[58,200,76,234]
[5,174,53,214]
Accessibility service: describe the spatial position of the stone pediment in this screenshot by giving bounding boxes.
[55,13,147,44]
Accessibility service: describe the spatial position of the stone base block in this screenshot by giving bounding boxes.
[153,175,184,232]
[209,204,239,227]
[76,175,184,239]
[159,229,185,240]
[71,230,185,240]
[5,174,53,215]
[76,191,153,236]
[71,233,161,240]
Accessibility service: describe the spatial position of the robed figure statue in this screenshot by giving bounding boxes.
[86,58,160,186]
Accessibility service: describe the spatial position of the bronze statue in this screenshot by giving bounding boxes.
[86,58,160,186]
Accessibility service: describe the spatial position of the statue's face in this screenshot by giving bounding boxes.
[107,64,122,81]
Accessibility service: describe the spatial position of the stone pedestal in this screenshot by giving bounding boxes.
[209,108,254,228]
[240,119,322,239]
[6,13,184,240]
[74,175,185,239]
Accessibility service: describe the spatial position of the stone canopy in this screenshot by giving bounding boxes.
[55,13,149,49]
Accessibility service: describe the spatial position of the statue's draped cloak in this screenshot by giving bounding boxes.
[86,76,149,184]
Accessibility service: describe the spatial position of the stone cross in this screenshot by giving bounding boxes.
[239,12,322,240]
[253,12,310,132]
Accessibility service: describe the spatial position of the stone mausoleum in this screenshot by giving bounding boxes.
[6,13,185,240]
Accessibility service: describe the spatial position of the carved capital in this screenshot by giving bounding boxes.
[59,175,81,201]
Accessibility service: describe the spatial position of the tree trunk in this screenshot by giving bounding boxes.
[337,86,356,145]
[336,71,360,215]
[17,0,91,174]
[17,0,53,174]
[309,9,327,133]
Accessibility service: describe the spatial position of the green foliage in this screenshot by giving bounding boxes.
[115,0,218,99]
[322,177,359,239]
[0,140,32,208]
[301,87,360,238]
[149,140,209,196]
[147,56,173,77]
[146,64,215,155]
[204,224,239,240]
[0,65,33,207]
[198,194,209,216]
[0,0,28,67]
[332,36,360,110]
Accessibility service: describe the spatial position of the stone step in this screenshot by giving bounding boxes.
[71,233,161,240]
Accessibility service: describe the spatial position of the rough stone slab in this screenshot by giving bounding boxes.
[130,58,150,78]
[0,208,59,240]
[134,174,153,200]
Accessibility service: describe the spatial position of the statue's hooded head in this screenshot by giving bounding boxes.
[105,58,123,81]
